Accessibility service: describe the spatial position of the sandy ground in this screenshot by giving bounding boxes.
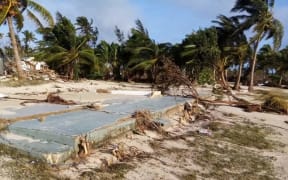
[0,80,288,179]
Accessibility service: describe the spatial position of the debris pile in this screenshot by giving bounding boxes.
[132,110,164,134]
[4,59,59,81]
[25,69,59,81]
[110,142,144,161]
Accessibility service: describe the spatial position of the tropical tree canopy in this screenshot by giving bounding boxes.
[37,13,98,80]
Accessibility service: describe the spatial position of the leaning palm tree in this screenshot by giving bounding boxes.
[213,15,250,90]
[231,0,283,91]
[129,42,161,82]
[75,16,98,48]
[37,13,98,80]
[0,0,54,79]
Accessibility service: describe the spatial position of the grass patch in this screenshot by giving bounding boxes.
[0,144,57,179]
[256,90,288,114]
[80,163,134,180]
[186,121,282,179]
[181,172,197,180]
[208,121,277,150]
[193,138,276,180]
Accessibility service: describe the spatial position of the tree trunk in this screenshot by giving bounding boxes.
[7,16,25,79]
[221,70,228,88]
[248,34,262,92]
[279,73,283,87]
[213,68,216,82]
[234,61,243,91]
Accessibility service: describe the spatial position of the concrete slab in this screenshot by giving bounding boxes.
[0,96,190,164]
[0,103,72,119]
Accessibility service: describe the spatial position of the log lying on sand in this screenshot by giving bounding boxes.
[6,92,77,105]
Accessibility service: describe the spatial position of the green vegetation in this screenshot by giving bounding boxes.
[0,0,286,90]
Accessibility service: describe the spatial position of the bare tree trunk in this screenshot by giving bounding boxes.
[249,34,262,92]
[221,70,228,88]
[213,68,216,82]
[279,73,283,87]
[7,16,25,79]
[234,61,243,91]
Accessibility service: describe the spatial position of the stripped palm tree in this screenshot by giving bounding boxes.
[0,0,54,79]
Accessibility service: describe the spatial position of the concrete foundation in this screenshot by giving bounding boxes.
[0,96,189,164]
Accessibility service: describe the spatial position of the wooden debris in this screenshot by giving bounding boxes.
[46,93,76,105]
[133,110,164,134]
[78,136,90,157]
[38,116,46,122]
[19,92,77,105]
[96,89,111,94]
[85,103,103,110]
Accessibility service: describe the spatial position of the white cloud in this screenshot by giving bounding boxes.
[36,0,139,42]
[166,0,235,19]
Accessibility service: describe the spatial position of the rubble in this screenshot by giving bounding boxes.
[3,57,59,81]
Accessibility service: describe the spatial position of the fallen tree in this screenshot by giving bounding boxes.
[155,57,286,114]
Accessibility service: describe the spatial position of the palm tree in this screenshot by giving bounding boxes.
[0,0,54,79]
[213,15,250,90]
[75,16,98,48]
[96,40,121,79]
[123,19,156,81]
[37,13,97,80]
[22,30,36,56]
[181,28,221,85]
[231,0,283,91]
[277,47,288,86]
[129,41,162,82]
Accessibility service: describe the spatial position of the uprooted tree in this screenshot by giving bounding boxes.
[155,57,286,114]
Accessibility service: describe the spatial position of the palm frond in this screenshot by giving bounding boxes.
[28,0,54,27]
[44,51,67,63]
[13,9,24,32]
[26,9,43,29]
[130,58,157,71]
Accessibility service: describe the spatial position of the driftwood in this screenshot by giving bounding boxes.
[6,92,77,105]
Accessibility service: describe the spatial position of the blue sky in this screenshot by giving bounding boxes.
[0,0,287,47]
